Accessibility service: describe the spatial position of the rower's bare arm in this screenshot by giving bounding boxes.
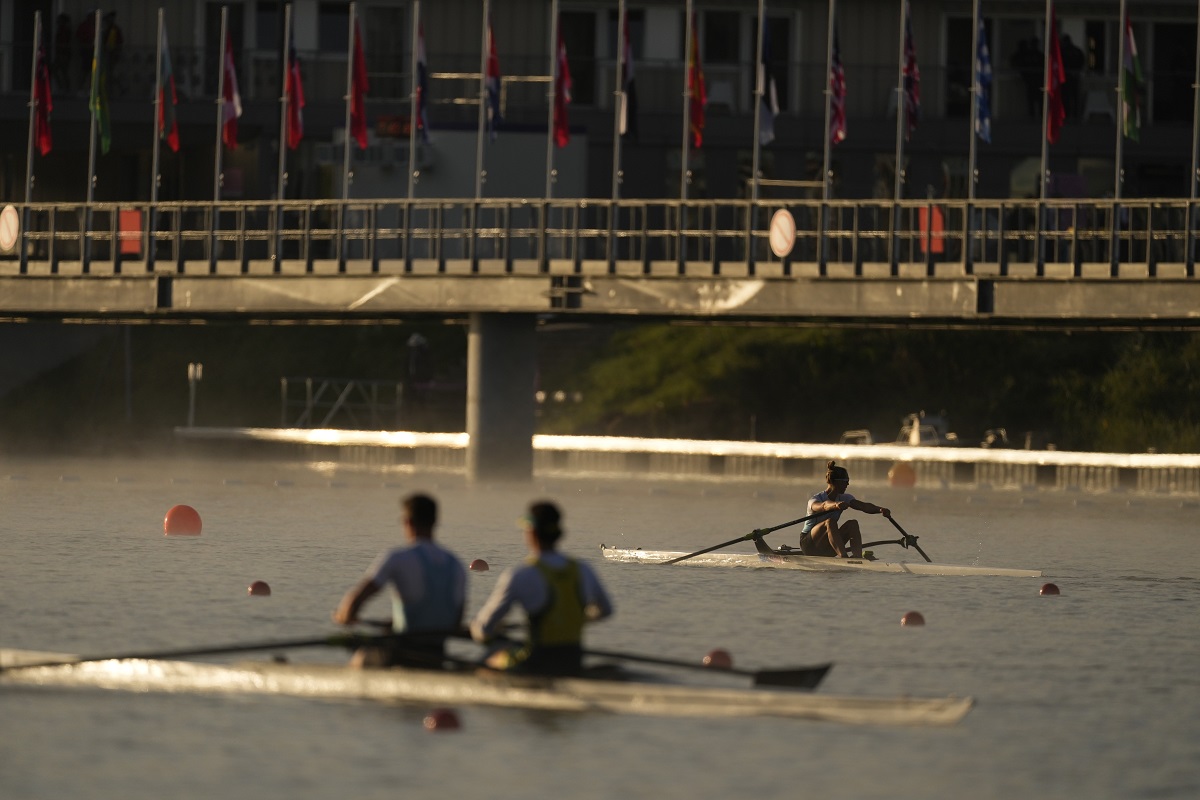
[333,578,379,625]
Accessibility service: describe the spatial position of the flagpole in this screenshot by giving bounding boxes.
[152,9,165,208]
[408,0,420,200]
[277,3,292,202]
[821,0,835,204]
[1039,0,1052,203]
[24,11,42,207]
[967,0,981,205]
[751,0,765,206]
[85,8,101,207]
[544,0,559,199]
[1191,0,1200,276]
[610,0,626,203]
[891,0,907,268]
[475,0,490,200]
[342,2,357,202]
[1114,0,1127,201]
[680,0,693,202]
[214,7,228,205]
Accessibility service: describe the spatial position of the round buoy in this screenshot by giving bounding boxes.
[702,649,733,669]
[248,581,271,596]
[901,611,925,626]
[1040,583,1060,596]
[423,708,461,731]
[163,504,202,536]
[469,559,490,572]
[888,462,917,488]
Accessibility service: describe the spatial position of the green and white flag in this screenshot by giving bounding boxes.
[1121,16,1143,142]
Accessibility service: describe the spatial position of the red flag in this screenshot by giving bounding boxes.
[829,24,846,145]
[553,25,571,148]
[286,32,305,149]
[222,32,242,149]
[34,36,53,156]
[349,19,369,150]
[158,25,180,152]
[1046,6,1066,144]
[485,18,502,139]
[687,13,705,148]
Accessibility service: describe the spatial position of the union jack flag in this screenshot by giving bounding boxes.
[829,24,846,145]
[902,0,920,141]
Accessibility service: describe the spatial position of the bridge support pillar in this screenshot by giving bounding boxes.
[466,312,537,483]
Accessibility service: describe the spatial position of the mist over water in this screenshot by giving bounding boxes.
[2,453,1198,800]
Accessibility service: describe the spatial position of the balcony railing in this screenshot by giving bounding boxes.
[2,196,1197,279]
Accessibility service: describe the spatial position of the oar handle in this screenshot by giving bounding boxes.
[887,516,932,563]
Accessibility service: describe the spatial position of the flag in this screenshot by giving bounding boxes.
[34,34,53,156]
[758,17,779,146]
[619,15,639,141]
[1120,15,1143,142]
[222,32,242,149]
[158,26,180,152]
[553,25,572,147]
[974,18,992,144]
[902,0,920,141]
[687,13,705,148]
[1046,6,1066,144]
[485,18,502,139]
[416,23,432,143]
[349,19,369,150]
[89,17,111,155]
[286,27,305,149]
[829,24,846,145]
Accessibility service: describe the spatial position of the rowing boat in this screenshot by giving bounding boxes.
[0,648,972,726]
[600,544,1043,577]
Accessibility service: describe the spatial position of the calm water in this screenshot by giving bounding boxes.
[1,453,1198,800]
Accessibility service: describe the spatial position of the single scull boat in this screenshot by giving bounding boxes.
[600,544,1043,577]
[0,648,971,726]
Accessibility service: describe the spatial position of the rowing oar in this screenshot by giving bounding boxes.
[0,633,376,673]
[580,647,831,689]
[862,516,932,563]
[662,510,829,565]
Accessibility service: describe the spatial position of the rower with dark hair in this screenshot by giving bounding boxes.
[470,500,613,676]
[333,493,467,668]
[793,461,891,559]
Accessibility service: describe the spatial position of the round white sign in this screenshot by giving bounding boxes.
[0,204,19,253]
[768,208,795,258]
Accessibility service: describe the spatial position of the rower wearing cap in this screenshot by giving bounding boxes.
[795,461,890,558]
[470,501,613,676]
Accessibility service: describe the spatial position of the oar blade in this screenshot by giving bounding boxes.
[751,662,832,690]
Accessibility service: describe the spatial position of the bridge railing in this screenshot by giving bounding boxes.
[3,197,1197,278]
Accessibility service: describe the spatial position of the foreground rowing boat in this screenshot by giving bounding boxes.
[0,649,972,726]
[600,544,1043,577]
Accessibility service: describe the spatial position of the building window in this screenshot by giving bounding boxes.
[562,11,595,106]
[1152,21,1195,124]
[703,11,740,65]
[318,2,350,53]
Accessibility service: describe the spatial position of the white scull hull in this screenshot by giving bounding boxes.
[600,545,1042,577]
[0,649,971,726]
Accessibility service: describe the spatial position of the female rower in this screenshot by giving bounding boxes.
[798,461,890,558]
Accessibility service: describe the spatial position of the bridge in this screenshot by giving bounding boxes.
[3,195,1198,481]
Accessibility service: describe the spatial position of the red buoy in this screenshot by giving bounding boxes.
[248,581,271,596]
[469,559,490,572]
[163,505,202,536]
[901,611,925,626]
[702,649,733,669]
[888,463,917,488]
[423,708,461,731]
[1040,583,1060,596]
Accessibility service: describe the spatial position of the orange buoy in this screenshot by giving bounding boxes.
[901,611,925,626]
[163,504,202,536]
[1040,583,1060,596]
[248,581,271,596]
[469,559,490,572]
[888,462,917,488]
[702,649,733,669]
[423,708,461,731]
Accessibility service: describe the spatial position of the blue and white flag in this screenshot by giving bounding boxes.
[974,18,992,143]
